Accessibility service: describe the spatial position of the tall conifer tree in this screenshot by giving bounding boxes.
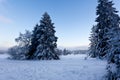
[89,0,120,79]
[27,12,59,60]
[89,0,120,59]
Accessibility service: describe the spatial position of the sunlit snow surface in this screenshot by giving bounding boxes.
[0,54,107,80]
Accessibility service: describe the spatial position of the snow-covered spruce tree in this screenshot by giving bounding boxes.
[90,0,120,59]
[92,0,120,79]
[106,27,120,80]
[27,12,59,60]
[89,25,99,58]
[95,0,111,58]
[26,24,41,59]
[104,2,120,79]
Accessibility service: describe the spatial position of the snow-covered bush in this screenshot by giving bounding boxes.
[8,46,26,60]
[8,30,32,60]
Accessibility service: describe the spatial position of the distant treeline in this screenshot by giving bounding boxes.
[0,50,7,54]
[56,49,88,56]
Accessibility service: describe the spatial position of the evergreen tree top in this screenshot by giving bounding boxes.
[97,0,118,15]
[42,12,50,19]
[98,0,108,3]
[96,0,120,24]
[40,12,53,25]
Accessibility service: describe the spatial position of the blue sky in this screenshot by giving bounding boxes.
[0,0,120,48]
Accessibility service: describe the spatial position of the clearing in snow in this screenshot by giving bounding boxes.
[0,54,107,80]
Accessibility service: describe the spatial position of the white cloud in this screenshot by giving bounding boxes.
[0,15,13,24]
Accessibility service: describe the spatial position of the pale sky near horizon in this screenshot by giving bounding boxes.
[0,0,120,48]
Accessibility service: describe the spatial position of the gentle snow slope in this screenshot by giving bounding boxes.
[0,54,107,80]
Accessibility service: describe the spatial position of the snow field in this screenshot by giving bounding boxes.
[0,54,107,80]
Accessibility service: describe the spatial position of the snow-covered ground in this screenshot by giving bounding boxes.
[0,53,10,59]
[0,54,107,80]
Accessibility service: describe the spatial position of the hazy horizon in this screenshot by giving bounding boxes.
[0,45,89,51]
